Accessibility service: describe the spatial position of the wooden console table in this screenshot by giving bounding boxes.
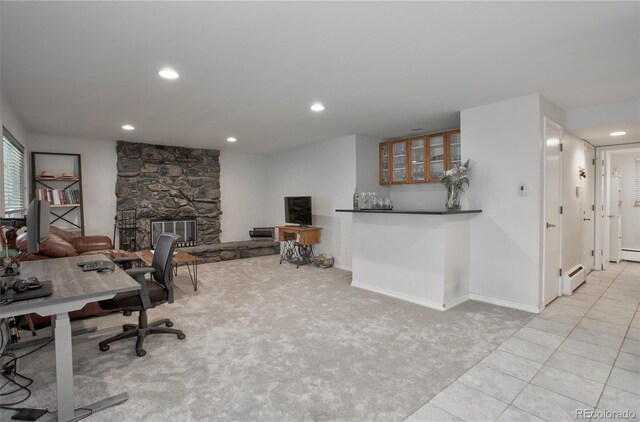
[277,226,322,268]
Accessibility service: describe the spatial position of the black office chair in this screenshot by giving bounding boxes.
[98,233,185,357]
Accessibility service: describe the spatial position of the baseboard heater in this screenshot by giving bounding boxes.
[562,265,586,295]
[622,249,640,262]
[249,227,275,241]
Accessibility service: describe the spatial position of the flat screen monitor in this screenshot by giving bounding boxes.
[26,199,50,254]
[284,196,312,226]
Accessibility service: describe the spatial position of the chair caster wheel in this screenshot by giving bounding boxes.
[177,333,186,340]
[136,349,146,357]
[166,321,173,327]
[99,344,110,352]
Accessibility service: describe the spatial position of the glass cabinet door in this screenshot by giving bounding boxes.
[428,134,445,180]
[448,131,461,169]
[380,143,389,184]
[409,137,425,182]
[392,141,407,182]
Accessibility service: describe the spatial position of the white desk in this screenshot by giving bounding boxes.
[0,254,140,422]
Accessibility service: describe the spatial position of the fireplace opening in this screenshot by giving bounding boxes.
[151,218,197,249]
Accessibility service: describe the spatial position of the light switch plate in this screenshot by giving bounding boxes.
[518,184,527,196]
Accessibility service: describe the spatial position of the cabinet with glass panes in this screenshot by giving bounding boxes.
[379,129,461,185]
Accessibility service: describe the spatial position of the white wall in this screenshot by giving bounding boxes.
[266,135,357,269]
[462,94,544,311]
[355,134,389,197]
[610,149,640,250]
[219,151,270,242]
[29,134,118,237]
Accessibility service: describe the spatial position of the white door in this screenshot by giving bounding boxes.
[602,153,611,269]
[582,144,595,272]
[544,119,562,306]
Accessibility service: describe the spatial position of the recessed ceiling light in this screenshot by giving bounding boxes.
[158,68,179,79]
[226,137,237,143]
[310,102,325,112]
[122,124,135,130]
[610,131,626,137]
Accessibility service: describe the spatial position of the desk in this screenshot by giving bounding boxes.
[0,254,140,422]
[135,249,200,291]
[277,226,322,268]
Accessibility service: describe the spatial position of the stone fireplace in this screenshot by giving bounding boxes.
[115,141,221,250]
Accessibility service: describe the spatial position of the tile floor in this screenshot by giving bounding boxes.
[406,261,640,422]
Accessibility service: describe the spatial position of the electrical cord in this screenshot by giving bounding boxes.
[0,336,54,413]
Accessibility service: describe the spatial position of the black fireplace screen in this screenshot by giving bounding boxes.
[151,219,197,248]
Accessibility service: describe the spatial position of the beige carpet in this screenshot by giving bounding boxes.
[1,256,533,421]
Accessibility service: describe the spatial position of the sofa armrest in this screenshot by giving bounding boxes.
[73,236,114,253]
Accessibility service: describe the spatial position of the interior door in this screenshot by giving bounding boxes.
[602,153,610,269]
[544,119,562,306]
[582,143,595,273]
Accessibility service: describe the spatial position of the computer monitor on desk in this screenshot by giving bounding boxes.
[26,198,50,254]
[1,199,50,277]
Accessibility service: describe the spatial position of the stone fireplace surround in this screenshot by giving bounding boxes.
[115,141,279,263]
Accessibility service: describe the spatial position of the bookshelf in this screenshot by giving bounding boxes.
[31,152,85,236]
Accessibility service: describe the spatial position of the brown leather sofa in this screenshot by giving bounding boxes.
[16,226,136,326]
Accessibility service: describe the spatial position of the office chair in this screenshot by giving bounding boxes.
[98,234,185,357]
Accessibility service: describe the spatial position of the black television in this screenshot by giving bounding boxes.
[27,199,50,254]
[284,196,312,226]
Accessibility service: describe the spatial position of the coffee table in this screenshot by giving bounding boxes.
[135,249,200,291]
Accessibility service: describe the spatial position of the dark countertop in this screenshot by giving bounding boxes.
[335,209,482,215]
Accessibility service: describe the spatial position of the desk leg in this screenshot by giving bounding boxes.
[53,313,75,422]
[53,313,129,422]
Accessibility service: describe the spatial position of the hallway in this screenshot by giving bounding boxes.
[408,261,640,421]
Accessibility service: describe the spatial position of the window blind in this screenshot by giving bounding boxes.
[3,128,26,215]
[635,157,640,207]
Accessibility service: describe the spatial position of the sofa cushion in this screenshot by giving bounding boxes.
[17,230,78,258]
[51,226,74,244]
[73,236,114,253]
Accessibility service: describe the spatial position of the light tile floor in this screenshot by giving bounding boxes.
[406,261,640,422]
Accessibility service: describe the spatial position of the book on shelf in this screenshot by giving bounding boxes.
[35,188,81,205]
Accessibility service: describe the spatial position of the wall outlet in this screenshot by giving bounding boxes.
[518,184,527,196]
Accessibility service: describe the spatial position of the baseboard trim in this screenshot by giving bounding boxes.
[444,294,470,310]
[351,281,445,311]
[468,293,540,314]
[333,264,352,272]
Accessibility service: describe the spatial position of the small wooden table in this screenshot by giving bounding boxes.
[136,249,200,291]
[277,226,322,268]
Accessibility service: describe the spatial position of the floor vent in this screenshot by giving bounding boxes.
[562,265,586,295]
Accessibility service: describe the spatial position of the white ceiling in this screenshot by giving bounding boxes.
[1,1,639,153]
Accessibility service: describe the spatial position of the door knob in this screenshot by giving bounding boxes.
[546,223,556,228]
[583,218,591,221]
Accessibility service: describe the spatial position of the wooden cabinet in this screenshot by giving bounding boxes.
[379,129,461,185]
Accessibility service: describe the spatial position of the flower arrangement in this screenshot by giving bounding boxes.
[442,159,471,210]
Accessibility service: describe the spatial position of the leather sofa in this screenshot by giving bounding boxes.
[16,226,136,326]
